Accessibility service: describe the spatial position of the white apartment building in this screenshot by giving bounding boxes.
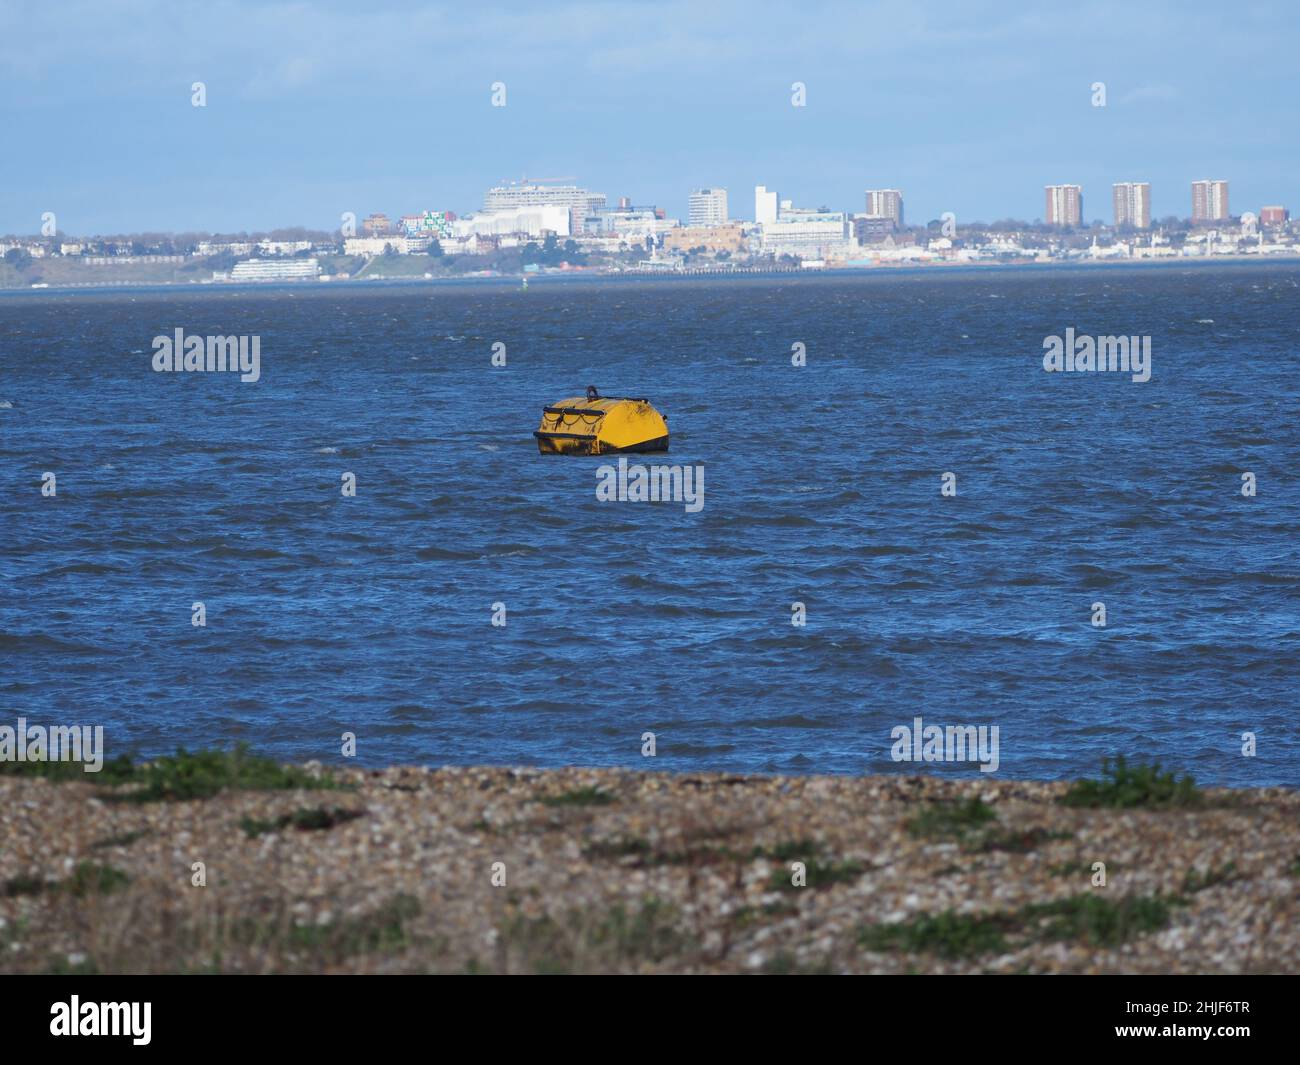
[344,236,410,255]
[453,204,572,239]
[688,187,728,226]
[484,183,605,216]
[195,241,255,256]
[228,258,320,281]
[761,211,851,259]
[257,240,315,256]
[754,185,779,226]
[588,208,678,242]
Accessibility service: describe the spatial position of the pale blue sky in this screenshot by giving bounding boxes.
[1,0,1294,234]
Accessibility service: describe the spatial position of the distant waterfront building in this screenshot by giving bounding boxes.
[864,189,904,226]
[195,241,254,257]
[1191,180,1229,223]
[853,215,896,243]
[454,204,573,239]
[484,182,604,211]
[1045,185,1083,227]
[754,185,779,226]
[1260,205,1288,226]
[587,206,677,242]
[688,187,728,227]
[344,236,411,255]
[1112,182,1151,229]
[761,209,851,259]
[84,254,185,265]
[257,240,314,256]
[228,258,320,281]
[362,213,392,235]
[662,222,746,254]
[483,183,606,234]
[400,211,455,238]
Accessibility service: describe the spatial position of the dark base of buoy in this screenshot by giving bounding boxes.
[534,433,669,456]
[603,435,669,454]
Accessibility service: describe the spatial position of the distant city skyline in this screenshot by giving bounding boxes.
[2,1,1296,233]
[3,174,1272,241]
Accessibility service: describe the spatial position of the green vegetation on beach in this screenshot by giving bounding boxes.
[1061,757,1203,809]
[4,862,129,900]
[0,744,343,802]
[859,892,1180,960]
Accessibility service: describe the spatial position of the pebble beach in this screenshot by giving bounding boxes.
[2,761,1297,974]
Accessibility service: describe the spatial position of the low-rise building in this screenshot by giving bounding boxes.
[853,215,897,243]
[453,205,572,239]
[194,241,254,257]
[588,208,679,242]
[400,212,456,238]
[761,210,850,259]
[227,258,320,281]
[257,240,314,256]
[661,222,746,254]
[344,236,410,256]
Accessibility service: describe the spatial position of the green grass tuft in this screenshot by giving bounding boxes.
[753,839,820,862]
[970,826,1072,853]
[1020,893,1176,947]
[287,894,421,962]
[0,754,136,783]
[767,856,866,891]
[1060,756,1202,809]
[906,798,998,839]
[859,891,1180,960]
[112,745,342,802]
[1181,862,1239,894]
[541,787,616,807]
[499,897,683,974]
[584,836,657,861]
[591,899,683,960]
[2,874,50,898]
[730,900,799,928]
[3,862,129,899]
[860,910,1012,960]
[761,951,834,974]
[64,862,131,898]
[3,743,345,801]
[240,806,365,839]
[89,829,149,850]
[1048,860,1113,879]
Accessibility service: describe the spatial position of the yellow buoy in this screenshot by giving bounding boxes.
[534,386,669,455]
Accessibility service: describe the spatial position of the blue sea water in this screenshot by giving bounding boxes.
[2,263,1297,785]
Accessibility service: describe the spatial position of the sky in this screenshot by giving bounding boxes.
[1,0,1296,235]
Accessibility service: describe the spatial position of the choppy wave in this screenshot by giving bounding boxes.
[4,265,1299,786]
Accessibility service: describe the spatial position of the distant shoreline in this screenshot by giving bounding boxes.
[3,253,1299,300]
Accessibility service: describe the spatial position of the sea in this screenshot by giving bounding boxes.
[2,262,1297,786]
